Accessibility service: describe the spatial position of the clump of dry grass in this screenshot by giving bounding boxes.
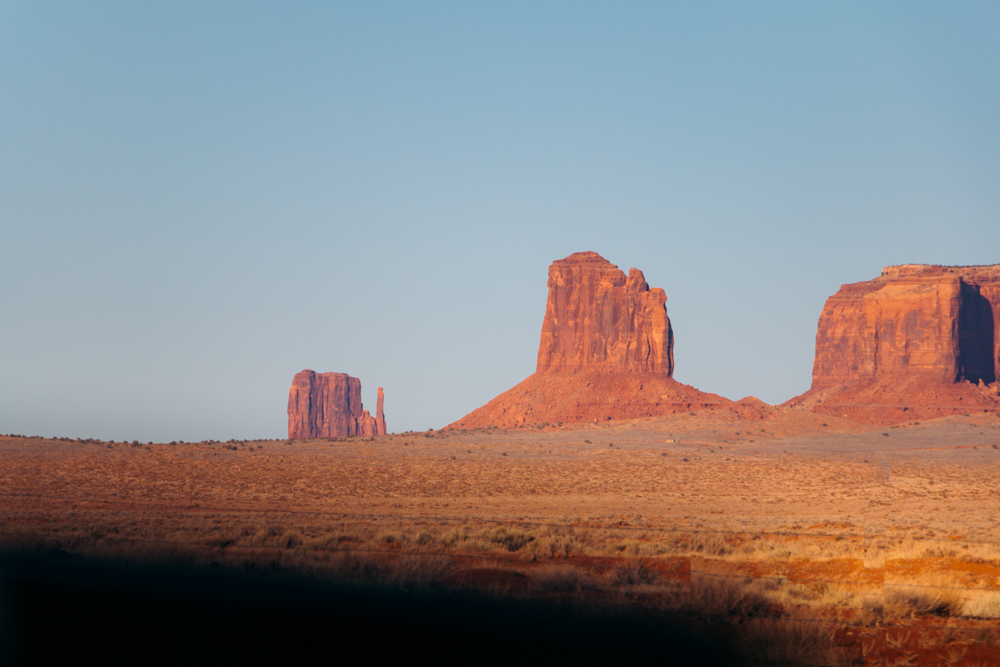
[531,565,598,593]
[688,533,733,556]
[689,576,771,620]
[885,585,964,619]
[481,526,534,552]
[608,562,659,587]
[608,538,673,557]
[440,525,538,554]
[861,595,884,626]
[713,574,865,616]
[525,530,584,558]
[962,591,1000,618]
[689,531,864,562]
[313,552,453,590]
[376,530,409,545]
[281,531,303,549]
[888,537,1000,563]
[385,555,454,588]
[305,531,365,549]
[734,619,848,666]
[922,545,960,558]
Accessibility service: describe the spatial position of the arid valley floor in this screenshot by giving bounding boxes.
[4,410,1000,664]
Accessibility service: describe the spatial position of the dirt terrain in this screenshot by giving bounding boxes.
[3,409,1000,664]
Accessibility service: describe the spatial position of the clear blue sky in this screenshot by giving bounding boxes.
[2,2,999,440]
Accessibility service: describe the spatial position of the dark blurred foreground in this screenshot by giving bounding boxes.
[0,551,732,666]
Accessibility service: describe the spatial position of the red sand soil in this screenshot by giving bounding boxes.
[5,410,1000,663]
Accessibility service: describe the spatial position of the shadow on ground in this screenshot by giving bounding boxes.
[0,551,731,666]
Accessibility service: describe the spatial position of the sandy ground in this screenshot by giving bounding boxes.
[4,411,999,537]
[4,409,1000,664]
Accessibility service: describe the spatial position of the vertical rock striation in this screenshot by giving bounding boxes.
[288,370,387,438]
[536,251,674,375]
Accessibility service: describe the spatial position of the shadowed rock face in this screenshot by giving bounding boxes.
[792,264,1000,423]
[536,251,674,375]
[288,371,386,438]
[452,252,731,429]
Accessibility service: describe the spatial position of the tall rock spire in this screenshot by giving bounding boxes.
[376,387,386,435]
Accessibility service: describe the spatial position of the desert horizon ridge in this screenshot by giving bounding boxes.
[5,251,1000,665]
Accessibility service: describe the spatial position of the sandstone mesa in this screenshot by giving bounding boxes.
[287,370,386,438]
[452,251,734,429]
[789,264,1000,424]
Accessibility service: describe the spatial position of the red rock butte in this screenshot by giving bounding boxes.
[536,251,674,375]
[288,370,386,439]
[789,264,1000,423]
[451,251,734,429]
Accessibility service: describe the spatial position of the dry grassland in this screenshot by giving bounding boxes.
[4,409,1000,664]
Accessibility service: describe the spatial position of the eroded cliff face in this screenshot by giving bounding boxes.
[452,251,734,429]
[793,264,1000,423]
[812,268,964,386]
[812,265,1000,387]
[536,251,674,375]
[288,371,387,438]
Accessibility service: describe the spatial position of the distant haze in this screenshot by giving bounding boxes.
[2,2,999,440]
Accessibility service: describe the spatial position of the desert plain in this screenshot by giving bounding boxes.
[4,409,1000,665]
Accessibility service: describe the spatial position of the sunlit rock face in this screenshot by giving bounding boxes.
[452,251,734,429]
[288,371,386,438]
[536,251,674,375]
[790,264,1000,423]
